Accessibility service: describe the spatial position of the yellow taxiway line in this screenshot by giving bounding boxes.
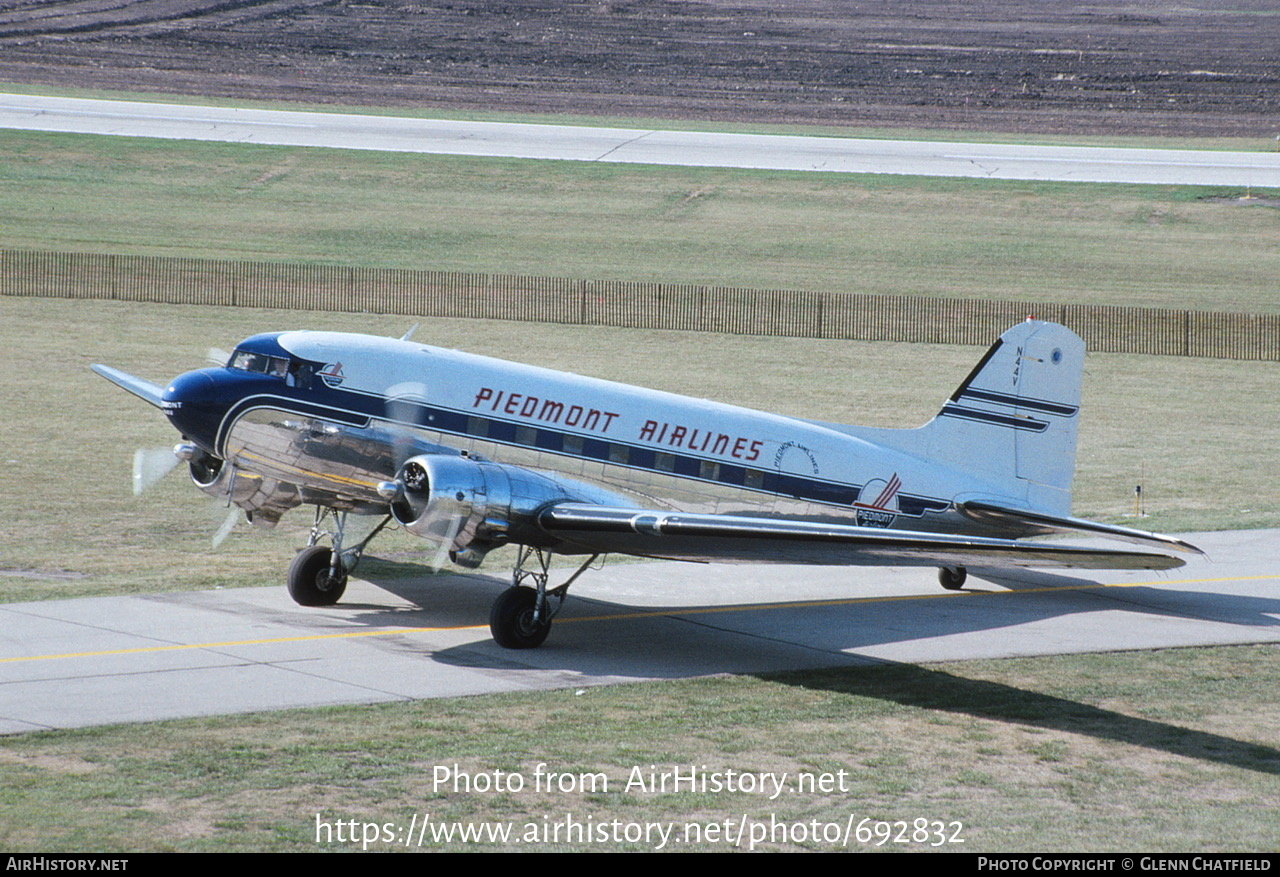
[3,572,1275,666]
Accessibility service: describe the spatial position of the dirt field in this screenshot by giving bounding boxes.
[0,0,1277,139]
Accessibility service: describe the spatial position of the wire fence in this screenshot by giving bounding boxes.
[3,249,1277,359]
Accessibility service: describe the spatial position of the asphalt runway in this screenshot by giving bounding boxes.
[3,93,1279,187]
[2,528,1276,733]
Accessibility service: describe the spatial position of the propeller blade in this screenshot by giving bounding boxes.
[427,515,464,573]
[132,447,181,495]
[384,381,430,469]
[211,504,240,548]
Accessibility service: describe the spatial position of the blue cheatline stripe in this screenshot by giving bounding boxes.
[956,387,1079,417]
[212,379,952,520]
[939,404,1050,432]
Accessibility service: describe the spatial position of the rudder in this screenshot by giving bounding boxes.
[924,320,1085,515]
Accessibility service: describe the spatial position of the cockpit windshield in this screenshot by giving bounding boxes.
[229,350,290,378]
[228,349,318,388]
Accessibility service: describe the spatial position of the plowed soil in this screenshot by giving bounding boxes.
[0,0,1277,138]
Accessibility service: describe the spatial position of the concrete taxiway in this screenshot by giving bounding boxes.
[1,528,1276,733]
[2,93,1278,187]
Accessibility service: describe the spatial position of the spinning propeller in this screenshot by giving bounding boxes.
[132,446,181,495]
[382,381,459,572]
[100,353,244,548]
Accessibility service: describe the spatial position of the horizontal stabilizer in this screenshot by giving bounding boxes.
[538,504,1187,571]
[91,364,166,409]
[959,501,1203,556]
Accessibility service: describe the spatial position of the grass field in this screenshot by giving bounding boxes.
[2,295,1275,602]
[3,128,1279,313]
[2,645,1277,851]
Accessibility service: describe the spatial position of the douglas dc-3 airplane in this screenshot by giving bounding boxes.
[93,319,1200,649]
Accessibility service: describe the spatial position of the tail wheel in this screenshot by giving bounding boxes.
[287,545,348,606]
[490,586,551,649]
[938,566,968,591]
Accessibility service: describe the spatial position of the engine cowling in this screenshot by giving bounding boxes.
[176,442,300,528]
[382,454,575,567]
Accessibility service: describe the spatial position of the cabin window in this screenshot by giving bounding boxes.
[719,466,745,486]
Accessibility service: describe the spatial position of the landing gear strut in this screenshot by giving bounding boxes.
[938,566,968,590]
[489,546,599,649]
[286,507,391,607]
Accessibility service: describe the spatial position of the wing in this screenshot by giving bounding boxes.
[91,364,166,408]
[537,504,1189,571]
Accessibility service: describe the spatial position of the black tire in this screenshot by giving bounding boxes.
[287,545,348,606]
[938,566,968,591]
[489,587,551,649]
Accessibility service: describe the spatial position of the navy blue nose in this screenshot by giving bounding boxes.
[164,369,215,403]
[162,369,225,452]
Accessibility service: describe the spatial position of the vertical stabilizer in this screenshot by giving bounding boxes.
[921,320,1084,515]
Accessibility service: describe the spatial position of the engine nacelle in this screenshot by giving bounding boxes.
[179,442,224,492]
[383,454,574,565]
[176,442,300,528]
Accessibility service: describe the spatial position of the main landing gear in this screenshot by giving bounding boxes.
[938,566,968,590]
[284,508,596,650]
[489,546,600,649]
[286,507,390,607]
[287,544,348,606]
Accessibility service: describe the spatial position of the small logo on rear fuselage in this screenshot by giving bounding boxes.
[854,473,902,528]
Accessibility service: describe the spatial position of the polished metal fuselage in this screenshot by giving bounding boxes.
[198,331,1012,540]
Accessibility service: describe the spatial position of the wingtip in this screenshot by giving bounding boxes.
[91,363,166,408]
[1168,535,1206,557]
